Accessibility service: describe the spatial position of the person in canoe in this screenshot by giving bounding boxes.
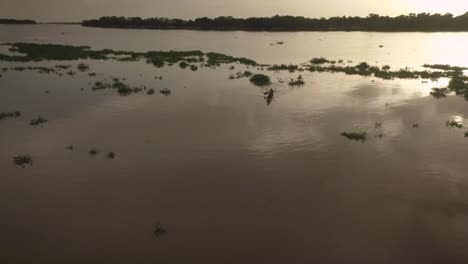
[264,88,274,106]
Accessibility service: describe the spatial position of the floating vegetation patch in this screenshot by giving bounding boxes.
[341,131,368,142]
[91,78,144,96]
[423,64,468,71]
[413,123,420,128]
[465,131,468,138]
[106,152,116,159]
[0,43,257,68]
[288,75,305,86]
[446,119,463,129]
[0,111,21,120]
[77,63,90,72]
[147,89,155,95]
[249,74,272,86]
[430,87,451,99]
[88,72,96,76]
[190,65,198,71]
[230,70,253,80]
[375,121,383,129]
[160,88,171,96]
[13,155,32,167]
[267,64,300,72]
[311,57,330,64]
[65,145,74,151]
[153,223,167,238]
[206,52,256,66]
[89,148,100,156]
[30,116,48,126]
[179,61,189,69]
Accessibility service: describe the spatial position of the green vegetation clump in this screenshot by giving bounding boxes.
[0,111,21,120]
[341,131,368,142]
[249,74,272,86]
[288,75,305,86]
[30,116,48,126]
[446,119,463,129]
[13,155,32,167]
[430,87,451,99]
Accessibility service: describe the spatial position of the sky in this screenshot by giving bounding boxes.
[1,0,468,22]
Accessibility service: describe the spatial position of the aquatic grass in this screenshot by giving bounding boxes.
[30,116,48,126]
[465,131,468,137]
[375,121,383,129]
[446,119,463,129]
[341,131,368,142]
[0,111,21,120]
[147,89,155,95]
[13,155,32,167]
[249,74,272,86]
[106,152,116,159]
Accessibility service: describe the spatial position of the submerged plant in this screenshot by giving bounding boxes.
[249,74,272,86]
[13,155,32,167]
[30,116,48,126]
[341,131,368,142]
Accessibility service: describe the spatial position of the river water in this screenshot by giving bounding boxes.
[1,24,468,264]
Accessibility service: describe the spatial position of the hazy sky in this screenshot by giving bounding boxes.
[2,0,468,22]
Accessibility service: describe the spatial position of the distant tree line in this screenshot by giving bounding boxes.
[0,19,36,24]
[81,13,468,31]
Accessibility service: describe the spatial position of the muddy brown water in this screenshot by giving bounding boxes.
[2,25,468,264]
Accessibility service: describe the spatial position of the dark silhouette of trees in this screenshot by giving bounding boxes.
[82,12,468,32]
[0,19,36,24]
